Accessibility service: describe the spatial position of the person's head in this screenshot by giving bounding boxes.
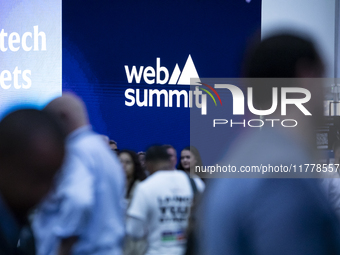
[244,33,324,79]
[119,150,146,197]
[162,144,177,170]
[44,93,89,135]
[119,150,145,180]
[0,109,66,220]
[145,145,172,175]
[243,33,325,127]
[109,140,118,152]
[137,151,146,170]
[178,146,203,172]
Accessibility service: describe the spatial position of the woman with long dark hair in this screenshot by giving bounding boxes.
[119,150,146,205]
[177,146,203,173]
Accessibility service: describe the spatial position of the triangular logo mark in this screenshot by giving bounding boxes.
[168,64,181,85]
[177,55,200,85]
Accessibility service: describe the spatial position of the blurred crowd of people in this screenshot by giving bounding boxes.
[0,93,205,255]
[2,33,340,255]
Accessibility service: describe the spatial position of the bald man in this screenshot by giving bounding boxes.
[0,109,65,254]
[32,93,125,255]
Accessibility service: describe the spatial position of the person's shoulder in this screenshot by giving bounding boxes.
[78,130,107,149]
[138,170,181,188]
[174,170,204,183]
[139,171,165,186]
[69,128,103,147]
[192,177,205,192]
[69,129,117,159]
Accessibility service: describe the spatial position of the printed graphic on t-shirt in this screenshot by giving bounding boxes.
[161,230,185,242]
[157,196,192,245]
[158,196,192,222]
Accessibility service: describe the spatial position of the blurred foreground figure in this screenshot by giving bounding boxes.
[0,109,65,254]
[33,93,125,255]
[320,140,340,220]
[126,146,204,255]
[197,34,340,255]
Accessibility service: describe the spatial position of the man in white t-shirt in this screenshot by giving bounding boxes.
[126,145,204,255]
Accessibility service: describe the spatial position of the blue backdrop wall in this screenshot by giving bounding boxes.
[62,0,261,160]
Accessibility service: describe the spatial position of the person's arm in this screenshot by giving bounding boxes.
[54,157,94,253]
[126,184,148,239]
[126,216,147,239]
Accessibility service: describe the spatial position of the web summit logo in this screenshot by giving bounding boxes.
[125,55,212,110]
[124,55,224,111]
[124,55,199,85]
